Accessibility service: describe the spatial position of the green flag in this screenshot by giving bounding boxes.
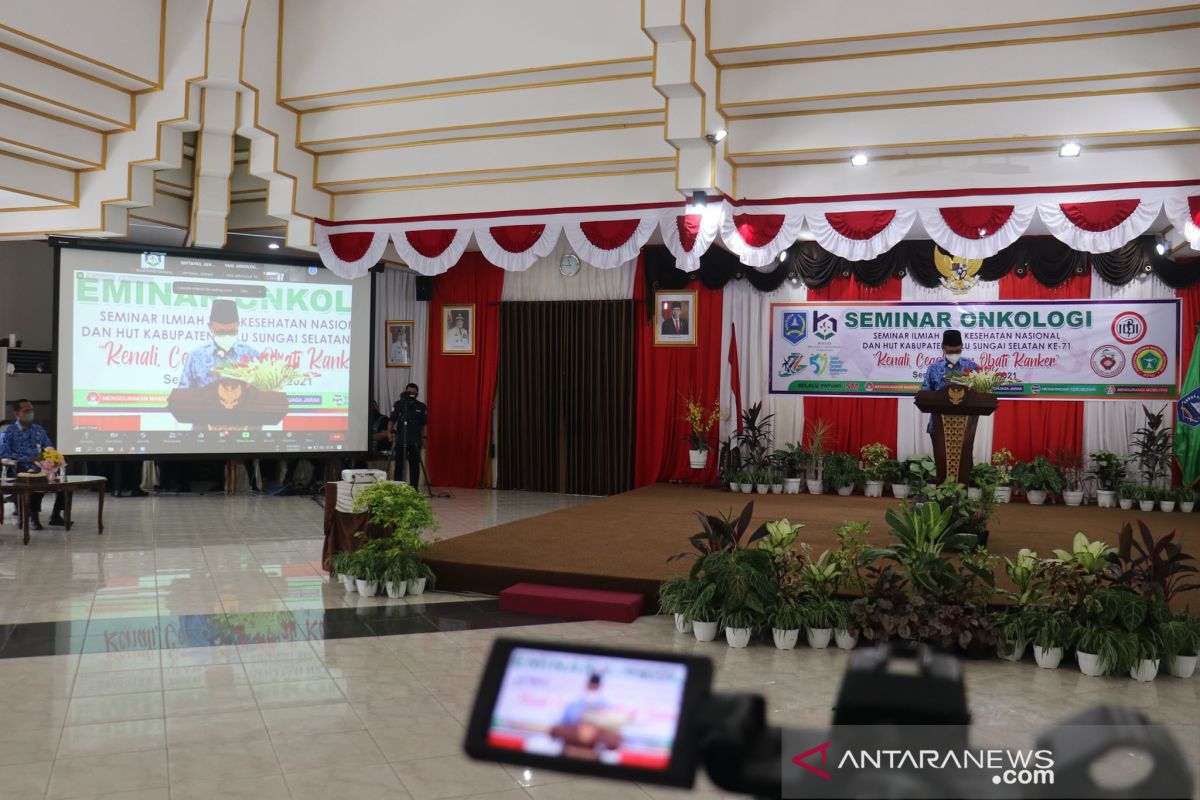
[1177,331,1200,486]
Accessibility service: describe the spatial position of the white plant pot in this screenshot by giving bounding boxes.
[725,627,752,648]
[1063,490,1084,507]
[836,485,854,497]
[1026,490,1047,505]
[1119,498,1134,510]
[835,629,858,650]
[692,621,718,642]
[406,577,427,595]
[740,484,753,494]
[1139,500,1155,512]
[728,482,741,493]
[1034,645,1063,670]
[967,487,982,501]
[1076,650,1104,677]
[771,483,783,494]
[385,580,407,599]
[891,484,911,499]
[806,628,832,649]
[344,575,358,593]
[1096,490,1116,509]
[356,579,379,597]
[1129,658,1160,682]
[673,613,692,634]
[864,481,884,498]
[997,639,1027,662]
[994,486,1012,504]
[783,478,802,494]
[772,628,799,650]
[1168,654,1197,678]
[1160,501,1176,512]
[688,449,708,469]
[1182,501,1196,513]
[806,480,825,495]
[755,485,769,495]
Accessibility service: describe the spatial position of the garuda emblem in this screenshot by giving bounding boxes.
[934,246,983,295]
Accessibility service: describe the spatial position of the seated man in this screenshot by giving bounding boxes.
[0,399,65,529]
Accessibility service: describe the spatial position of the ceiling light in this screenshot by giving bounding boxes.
[779,249,789,263]
[1059,141,1082,158]
[705,129,727,145]
[1155,239,1167,255]
[850,153,869,167]
[268,242,280,249]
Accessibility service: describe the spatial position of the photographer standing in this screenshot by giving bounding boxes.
[389,383,428,489]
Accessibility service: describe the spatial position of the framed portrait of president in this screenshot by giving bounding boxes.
[654,290,697,347]
[442,304,475,355]
[385,320,413,368]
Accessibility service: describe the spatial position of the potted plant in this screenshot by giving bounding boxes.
[1137,486,1156,513]
[1159,486,1177,513]
[350,543,385,597]
[1178,487,1196,513]
[738,469,754,494]
[823,451,860,496]
[991,449,1016,503]
[1128,631,1163,682]
[329,551,357,592]
[682,395,720,469]
[804,419,830,495]
[721,608,755,648]
[1029,608,1071,669]
[1131,405,1173,490]
[860,443,891,498]
[1073,622,1136,677]
[833,601,857,649]
[770,601,804,650]
[684,584,719,642]
[1161,613,1200,678]
[803,597,840,649]
[1118,483,1138,511]
[658,575,697,634]
[382,550,412,599]
[728,471,742,493]
[1089,450,1126,508]
[775,443,808,495]
[880,459,907,498]
[755,469,770,495]
[1012,456,1065,505]
[1054,449,1086,507]
[769,467,784,495]
[904,454,937,497]
[968,463,999,502]
[352,480,439,537]
[407,560,435,595]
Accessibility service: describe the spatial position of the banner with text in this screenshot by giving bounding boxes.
[769,299,1181,400]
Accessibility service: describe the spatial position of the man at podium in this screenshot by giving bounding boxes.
[919,330,978,441]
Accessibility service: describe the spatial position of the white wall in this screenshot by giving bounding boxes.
[0,241,55,349]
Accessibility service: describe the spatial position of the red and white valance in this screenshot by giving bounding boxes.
[1038,198,1161,254]
[918,204,1034,260]
[563,215,657,269]
[390,227,473,276]
[659,205,722,272]
[315,228,390,280]
[473,222,561,272]
[1163,195,1200,250]
[806,208,916,261]
[720,209,804,268]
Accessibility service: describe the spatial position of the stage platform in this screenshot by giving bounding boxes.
[425,484,1200,604]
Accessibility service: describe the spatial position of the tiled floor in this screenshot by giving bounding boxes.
[0,490,1197,799]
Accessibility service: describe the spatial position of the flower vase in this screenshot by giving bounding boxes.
[688,449,708,470]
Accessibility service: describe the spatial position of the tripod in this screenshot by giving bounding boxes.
[391,396,441,499]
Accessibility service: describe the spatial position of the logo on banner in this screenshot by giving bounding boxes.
[934,247,984,295]
[813,311,838,340]
[779,353,807,377]
[1180,388,1200,427]
[782,312,807,344]
[1132,345,1168,378]
[1112,311,1148,345]
[1090,345,1126,378]
[140,251,166,270]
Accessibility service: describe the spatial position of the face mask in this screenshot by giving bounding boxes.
[213,334,238,352]
[18,412,33,424]
[945,353,961,365]
[407,391,418,400]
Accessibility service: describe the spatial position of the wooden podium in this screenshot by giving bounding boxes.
[914,386,998,483]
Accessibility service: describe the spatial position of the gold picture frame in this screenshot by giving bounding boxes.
[442,304,475,355]
[385,320,413,368]
[653,290,697,347]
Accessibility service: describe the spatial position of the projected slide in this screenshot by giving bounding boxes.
[56,246,372,456]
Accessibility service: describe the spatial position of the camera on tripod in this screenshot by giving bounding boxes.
[463,637,1194,799]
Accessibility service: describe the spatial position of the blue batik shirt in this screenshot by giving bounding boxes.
[0,421,55,472]
[179,341,261,388]
[920,356,979,433]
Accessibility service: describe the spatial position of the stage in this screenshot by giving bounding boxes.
[425,484,1198,603]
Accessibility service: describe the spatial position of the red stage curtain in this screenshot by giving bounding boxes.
[633,257,723,486]
[991,270,1091,462]
[425,253,504,487]
[804,276,901,456]
[1173,282,1200,483]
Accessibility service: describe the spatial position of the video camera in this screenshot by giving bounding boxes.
[463,638,1195,799]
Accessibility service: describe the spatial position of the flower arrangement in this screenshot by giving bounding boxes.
[991,448,1016,486]
[682,395,721,452]
[39,447,65,473]
[213,354,320,392]
[948,367,1013,393]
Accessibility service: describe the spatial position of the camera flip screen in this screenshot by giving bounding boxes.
[465,640,712,787]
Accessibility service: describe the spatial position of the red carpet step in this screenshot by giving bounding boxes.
[499,583,644,623]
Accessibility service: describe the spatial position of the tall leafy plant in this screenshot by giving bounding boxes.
[1110,520,1199,604]
[1131,405,1173,487]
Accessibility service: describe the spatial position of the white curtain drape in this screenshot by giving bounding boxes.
[1082,273,1176,460]
[896,279,1000,462]
[373,267,429,411]
[500,238,636,301]
[719,279,808,448]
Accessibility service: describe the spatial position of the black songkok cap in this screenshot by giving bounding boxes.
[942,329,963,348]
[210,299,239,324]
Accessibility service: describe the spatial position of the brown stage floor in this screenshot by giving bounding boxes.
[425,484,1200,604]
